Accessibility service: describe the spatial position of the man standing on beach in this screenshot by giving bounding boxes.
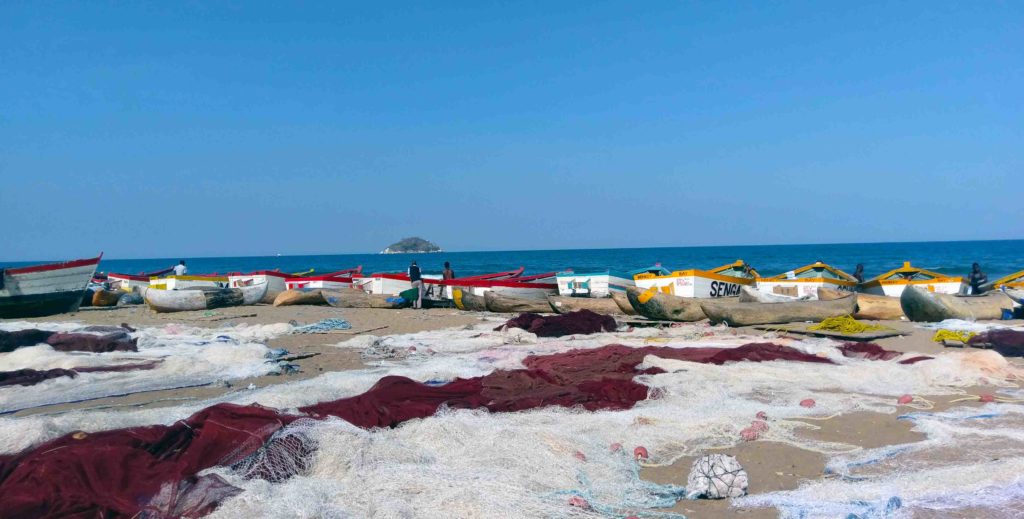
[852,264,865,284]
[442,262,456,280]
[409,261,424,309]
[968,263,988,294]
[173,260,187,276]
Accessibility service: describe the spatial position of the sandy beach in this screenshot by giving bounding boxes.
[4,302,1022,518]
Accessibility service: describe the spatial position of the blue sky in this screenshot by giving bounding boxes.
[1,1,1021,260]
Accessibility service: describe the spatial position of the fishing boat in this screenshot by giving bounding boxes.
[484,291,554,313]
[145,283,268,313]
[755,261,856,300]
[452,288,488,311]
[148,275,228,291]
[625,286,706,322]
[107,266,174,292]
[443,271,558,300]
[633,260,758,298]
[610,291,637,315]
[700,293,857,327]
[546,295,624,315]
[273,289,326,307]
[738,286,808,302]
[994,270,1024,289]
[0,255,102,318]
[354,267,524,297]
[555,265,670,298]
[860,262,962,297]
[817,287,904,320]
[900,285,1012,322]
[229,268,318,303]
[283,267,363,291]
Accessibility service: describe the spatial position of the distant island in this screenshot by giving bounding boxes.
[379,237,442,254]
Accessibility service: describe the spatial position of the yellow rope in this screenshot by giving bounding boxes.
[808,315,887,334]
[931,329,976,343]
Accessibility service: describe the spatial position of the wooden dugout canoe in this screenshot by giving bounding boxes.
[145,283,268,313]
[546,295,624,315]
[699,292,856,327]
[321,288,374,308]
[484,291,553,313]
[610,290,637,315]
[452,288,488,312]
[625,286,706,322]
[273,289,326,307]
[900,285,1012,322]
[818,287,904,320]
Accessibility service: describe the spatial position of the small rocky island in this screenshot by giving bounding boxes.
[379,237,442,254]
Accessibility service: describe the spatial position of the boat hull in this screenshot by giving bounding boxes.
[754,279,855,300]
[273,289,326,307]
[634,272,753,298]
[452,288,487,311]
[818,287,904,320]
[230,272,289,304]
[556,272,635,298]
[625,286,706,322]
[861,280,962,298]
[900,286,1011,322]
[149,275,228,291]
[547,295,624,315]
[145,284,266,313]
[700,294,856,327]
[610,290,637,315]
[0,256,101,318]
[484,292,553,313]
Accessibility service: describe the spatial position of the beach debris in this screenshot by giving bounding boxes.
[932,329,976,344]
[573,450,587,462]
[610,442,623,452]
[634,446,649,460]
[756,411,768,420]
[567,496,591,509]
[247,383,256,390]
[292,318,353,334]
[800,398,816,408]
[686,454,748,499]
[496,310,617,337]
[741,419,770,441]
[809,315,886,334]
[897,394,914,405]
[980,394,996,403]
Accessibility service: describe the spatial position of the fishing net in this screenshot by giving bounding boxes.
[497,310,618,337]
[808,315,887,334]
[4,321,1024,518]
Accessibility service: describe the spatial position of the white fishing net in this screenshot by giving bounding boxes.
[4,320,1024,518]
[0,322,289,414]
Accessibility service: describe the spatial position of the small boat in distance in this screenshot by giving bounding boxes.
[444,272,559,300]
[859,262,962,297]
[556,264,670,298]
[634,260,758,298]
[755,261,856,300]
[0,254,102,318]
[355,267,525,296]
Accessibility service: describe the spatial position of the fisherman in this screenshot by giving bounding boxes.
[408,261,424,309]
[852,264,865,284]
[968,263,988,294]
[442,261,456,280]
[173,260,187,276]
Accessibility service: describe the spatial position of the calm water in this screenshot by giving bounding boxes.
[5,240,1021,281]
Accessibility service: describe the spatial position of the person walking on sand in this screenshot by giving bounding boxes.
[173,260,187,276]
[408,261,424,309]
[442,261,456,280]
[968,263,988,294]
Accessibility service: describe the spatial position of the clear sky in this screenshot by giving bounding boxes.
[1,1,1021,261]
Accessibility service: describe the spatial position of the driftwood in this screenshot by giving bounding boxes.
[610,290,637,315]
[818,287,904,320]
[700,293,856,327]
[453,288,488,311]
[273,289,326,307]
[625,286,706,322]
[546,295,624,315]
[484,291,553,313]
[900,285,1012,322]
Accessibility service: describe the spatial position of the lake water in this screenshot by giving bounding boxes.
[6,240,1021,280]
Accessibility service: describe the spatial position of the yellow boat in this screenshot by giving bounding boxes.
[860,262,962,297]
[755,261,856,300]
[633,260,759,298]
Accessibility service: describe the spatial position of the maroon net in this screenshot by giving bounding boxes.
[496,310,618,337]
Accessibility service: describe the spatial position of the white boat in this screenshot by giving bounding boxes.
[445,271,559,300]
[0,255,102,318]
[145,283,268,313]
[355,268,525,297]
[556,265,669,298]
[107,266,174,292]
[148,275,228,290]
[755,261,856,300]
[860,261,963,297]
[634,260,758,298]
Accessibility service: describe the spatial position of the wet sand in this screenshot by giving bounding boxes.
[6,305,1022,517]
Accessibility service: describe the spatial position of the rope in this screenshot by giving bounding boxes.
[808,315,887,334]
[931,329,976,343]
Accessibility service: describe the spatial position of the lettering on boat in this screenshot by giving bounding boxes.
[709,281,741,297]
